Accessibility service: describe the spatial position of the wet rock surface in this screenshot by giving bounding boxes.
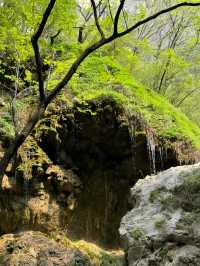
[0,99,198,248]
[28,99,153,247]
[37,99,190,247]
[0,231,90,266]
[120,163,200,266]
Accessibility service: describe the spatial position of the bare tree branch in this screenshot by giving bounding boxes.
[50,29,62,45]
[90,0,105,39]
[46,1,200,104]
[116,2,200,38]
[77,1,106,43]
[11,48,20,136]
[77,4,89,22]
[31,0,56,102]
[114,0,125,35]
[78,1,105,23]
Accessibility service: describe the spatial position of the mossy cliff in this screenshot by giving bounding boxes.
[0,96,199,251]
[1,54,200,150]
[0,59,200,263]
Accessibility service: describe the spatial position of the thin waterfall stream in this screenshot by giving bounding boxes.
[146,128,156,174]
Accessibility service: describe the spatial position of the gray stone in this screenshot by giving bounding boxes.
[120,163,200,266]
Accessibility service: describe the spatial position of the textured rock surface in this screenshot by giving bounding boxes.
[0,231,90,266]
[0,139,82,235]
[0,100,153,248]
[120,163,200,266]
[0,99,198,248]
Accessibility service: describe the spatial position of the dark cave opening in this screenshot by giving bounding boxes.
[37,102,182,248]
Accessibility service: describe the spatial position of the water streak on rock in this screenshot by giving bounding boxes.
[146,128,156,174]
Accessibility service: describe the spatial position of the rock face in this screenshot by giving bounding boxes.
[0,99,155,247]
[0,98,199,248]
[120,163,200,266]
[0,231,90,266]
[0,140,82,235]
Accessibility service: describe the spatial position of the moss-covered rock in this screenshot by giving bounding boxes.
[120,163,200,266]
[0,98,199,249]
[50,233,125,266]
[0,231,91,266]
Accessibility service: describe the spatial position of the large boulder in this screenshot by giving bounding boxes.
[120,163,200,266]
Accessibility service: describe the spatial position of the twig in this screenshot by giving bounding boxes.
[50,29,62,45]
[90,0,105,39]
[107,0,114,23]
[116,2,200,38]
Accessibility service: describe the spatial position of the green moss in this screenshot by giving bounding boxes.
[154,217,167,230]
[65,54,200,151]
[101,253,124,266]
[160,194,179,211]
[186,171,200,192]
[15,136,51,181]
[49,233,124,266]
[177,169,200,194]
[150,187,167,203]
[0,96,35,139]
[0,117,15,137]
[171,170,200,212]
[131,228,146,241]
[177,212,198,229]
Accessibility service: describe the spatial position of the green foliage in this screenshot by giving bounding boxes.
[150,187,166,203]
[0,0,77,94]
[179,168,200,194]
[0,0,200,151]
[0,117,15,137]
[131,228,145,240]
[154,217,167,230]
[49,233,124,266]
[64,53,200,150]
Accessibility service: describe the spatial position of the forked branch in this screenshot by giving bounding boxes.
[117,2,200,38]
[113,0,125,35]
[47,1,200,104]
[31,0,57,101]
[90,0,105,39]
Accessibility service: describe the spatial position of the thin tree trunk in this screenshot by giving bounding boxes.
[0,102,46,183]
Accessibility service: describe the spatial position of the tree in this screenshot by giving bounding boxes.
[1,0,200,182]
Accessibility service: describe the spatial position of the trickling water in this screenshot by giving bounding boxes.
[159,147,164,170]
[146,129,156,174]
[126,109,158,175]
